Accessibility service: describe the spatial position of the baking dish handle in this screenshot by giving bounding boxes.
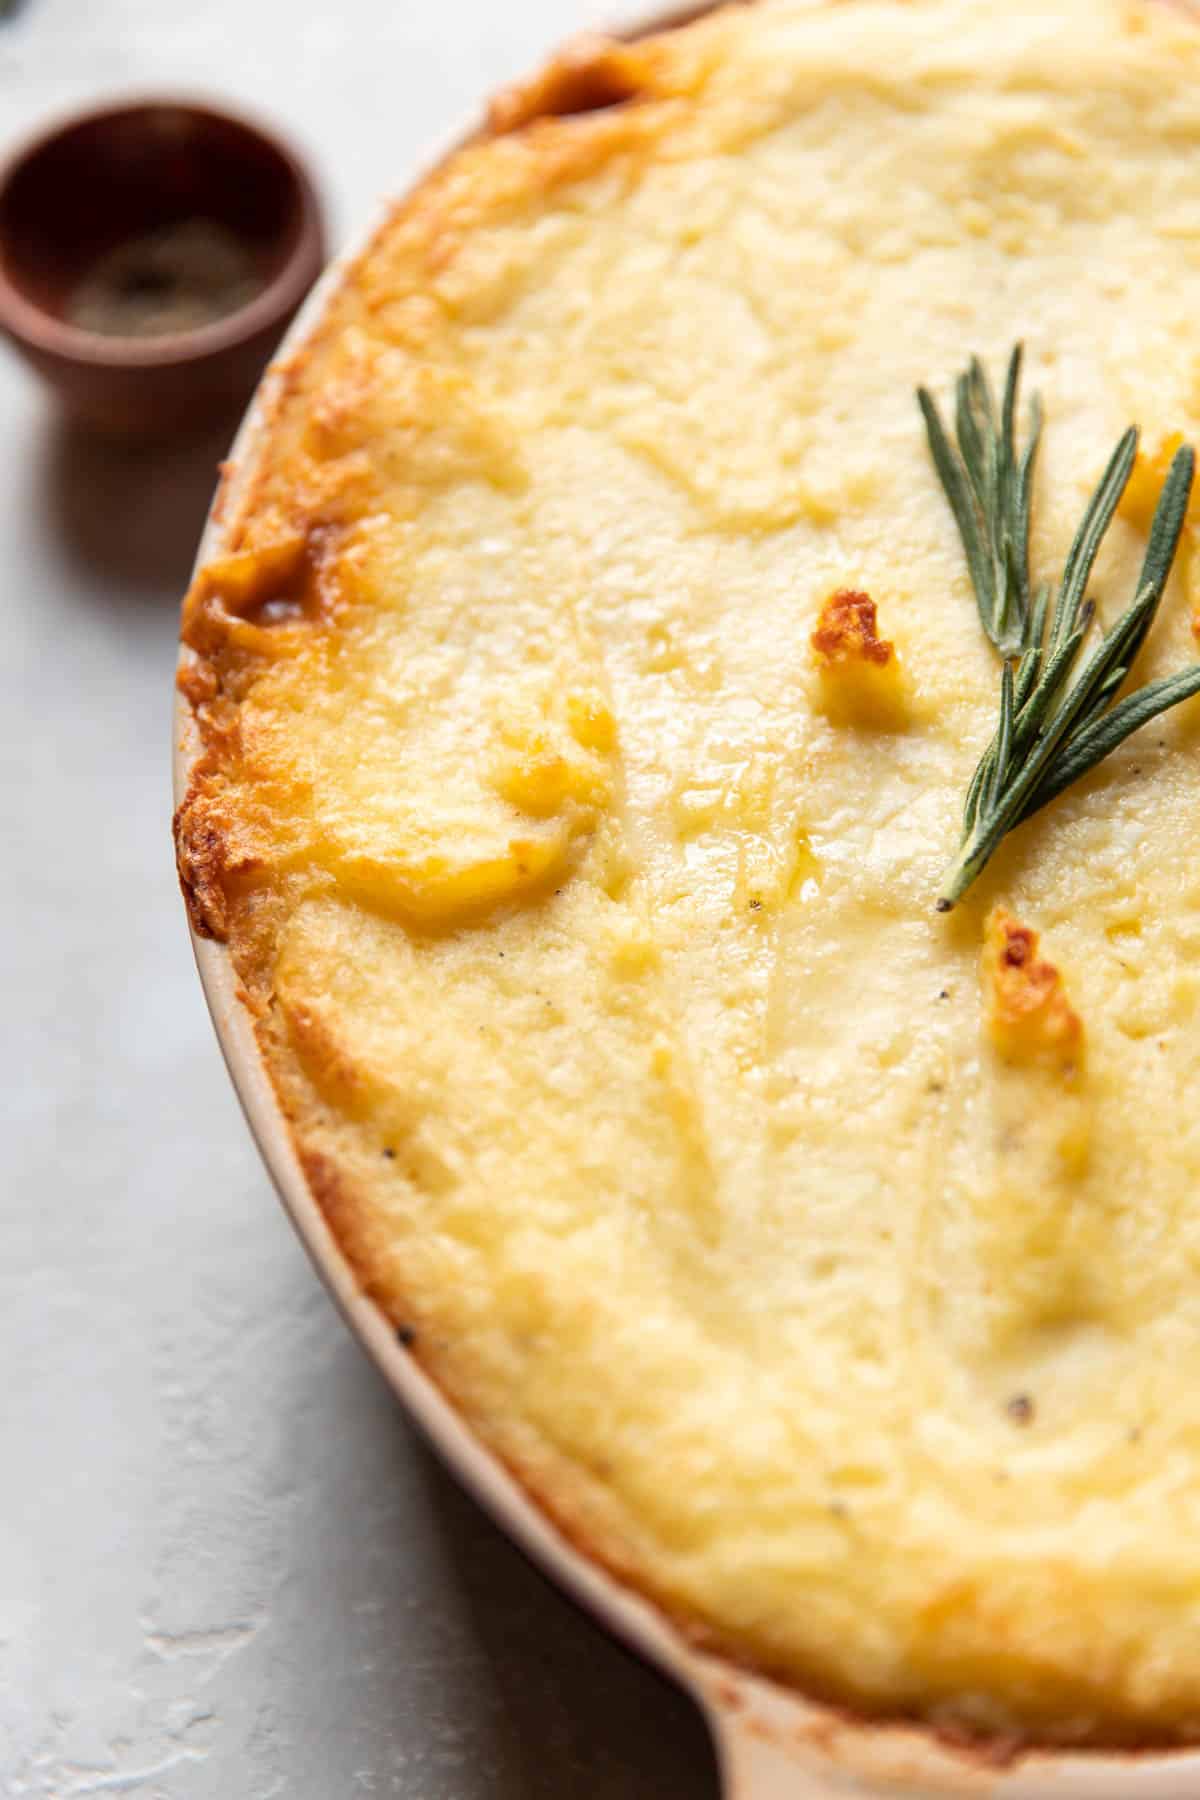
[713,1712,869,1799]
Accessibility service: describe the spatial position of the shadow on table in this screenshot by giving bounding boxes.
[410,1411,721,1800]
[304,1327,721,1800]
[38,415,235,602]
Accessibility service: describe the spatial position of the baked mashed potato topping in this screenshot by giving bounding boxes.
[176,0,1200,1746]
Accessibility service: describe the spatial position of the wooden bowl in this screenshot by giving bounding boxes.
[174,13,1200,1796]
[0,98,325,438]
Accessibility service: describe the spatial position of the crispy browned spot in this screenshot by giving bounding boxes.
[173,798,232,940]
[983,907,1083,1067]
[811,589,893,667]
[810,588,907,730]
[180,525,342,656]
[175,523,345,941]
[488,37,647,132]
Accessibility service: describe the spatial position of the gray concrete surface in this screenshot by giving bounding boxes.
[0,3,719,1792]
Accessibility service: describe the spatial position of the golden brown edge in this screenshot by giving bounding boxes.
[173,0,793,1732]
[173,0,1200,1764]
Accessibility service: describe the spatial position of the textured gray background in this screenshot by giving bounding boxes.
[0,3,719,1793]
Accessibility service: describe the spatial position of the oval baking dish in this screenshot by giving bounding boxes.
[175,2,1200,1791]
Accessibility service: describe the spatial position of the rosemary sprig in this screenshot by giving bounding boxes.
[920,347,1200,911]
[918,346,1041,658]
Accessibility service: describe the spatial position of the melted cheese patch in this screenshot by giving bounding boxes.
[178,0,1200,1745]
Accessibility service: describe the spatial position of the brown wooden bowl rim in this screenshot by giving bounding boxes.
[0,94,325,371]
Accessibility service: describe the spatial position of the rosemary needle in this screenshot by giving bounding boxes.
[919,346,1200,910]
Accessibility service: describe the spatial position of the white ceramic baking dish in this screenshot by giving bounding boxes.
[173,8,1200,1792]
